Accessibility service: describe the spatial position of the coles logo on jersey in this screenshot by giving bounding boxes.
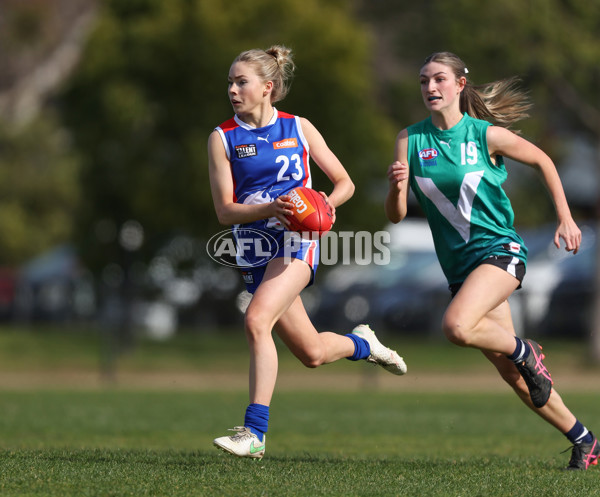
[235,143,257,158]
[273,138,298,149]
[418,148,438,167]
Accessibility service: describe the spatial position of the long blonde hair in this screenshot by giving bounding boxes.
[423,52,532,131]
[234,45,296,104]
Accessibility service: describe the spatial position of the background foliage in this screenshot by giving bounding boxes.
[0,115,80,264]
[59,0,396,274]
[0,0,598,267]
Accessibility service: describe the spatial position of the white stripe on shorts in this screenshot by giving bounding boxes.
[507,256,518,277]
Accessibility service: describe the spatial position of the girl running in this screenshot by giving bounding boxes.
[209,45,406,459]
[385,51,597,470]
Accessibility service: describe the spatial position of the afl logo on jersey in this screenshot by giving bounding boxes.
[418,148,438,167]
[235,143,258,159]
[419,148,438,160]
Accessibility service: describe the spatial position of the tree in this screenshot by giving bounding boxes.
[0,116,81,265]
[0,0,92,266]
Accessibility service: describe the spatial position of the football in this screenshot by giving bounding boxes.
[285,186,333,237]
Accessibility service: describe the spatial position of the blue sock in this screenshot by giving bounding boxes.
[244,403,269,442]
[565,419,593,445]
[507,337,529,363]
[345,333,371,361]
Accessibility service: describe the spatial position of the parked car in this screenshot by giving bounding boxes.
[308,219,448,335]
[514,222,597,338]
[14,245,95,322]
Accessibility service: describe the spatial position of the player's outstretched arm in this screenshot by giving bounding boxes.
[487,125,581,254]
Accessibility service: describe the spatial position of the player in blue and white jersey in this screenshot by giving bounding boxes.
[215,105,315,275]
[208,45,407,459]
[385,51,598,470]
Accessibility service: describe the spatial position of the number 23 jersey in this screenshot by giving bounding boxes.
[215,109,314,268]
[215,108,312,233]
[407,114,527,285]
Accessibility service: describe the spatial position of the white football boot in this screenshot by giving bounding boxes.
[351,324,407,375]
[213,426,266,459]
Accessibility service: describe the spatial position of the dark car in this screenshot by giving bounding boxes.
[308,219,448,335]
[516,223,597,338]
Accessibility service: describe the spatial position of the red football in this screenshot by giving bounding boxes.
[285,186,333,237]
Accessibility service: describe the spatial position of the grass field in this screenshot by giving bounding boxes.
[0,327,598,496]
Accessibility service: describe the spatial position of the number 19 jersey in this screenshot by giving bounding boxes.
[407,114,527,285]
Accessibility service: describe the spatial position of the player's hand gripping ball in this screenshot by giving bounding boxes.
[285,187,333,238]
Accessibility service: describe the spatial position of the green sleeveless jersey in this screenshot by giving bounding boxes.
[407,114,527,285]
